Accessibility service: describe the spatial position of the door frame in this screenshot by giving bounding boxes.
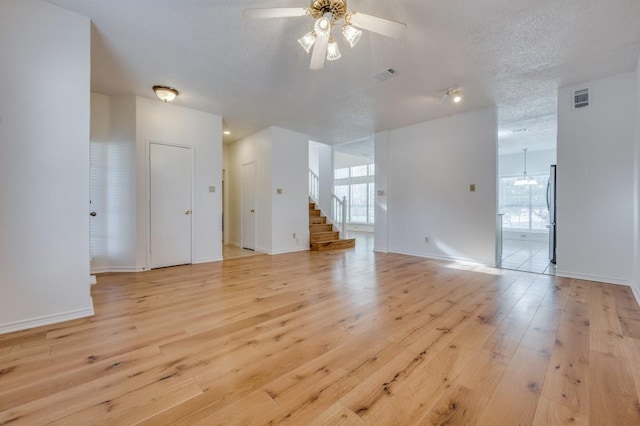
[240,161,257,251]
[146,140,195,269]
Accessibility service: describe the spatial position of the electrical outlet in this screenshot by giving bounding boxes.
[292,232,296,239]
[469,184,476,192]
[425,236,429,243]
[277,188,283,194]
[209,186,215,193]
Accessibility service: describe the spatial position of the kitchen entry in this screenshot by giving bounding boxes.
[497,122,557,275]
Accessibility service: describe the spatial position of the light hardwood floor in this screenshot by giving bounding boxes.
[1,247,640,425]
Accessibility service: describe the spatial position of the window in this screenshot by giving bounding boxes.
[499,174,550,230]
[334,168,349,180]
[334,164,375,224]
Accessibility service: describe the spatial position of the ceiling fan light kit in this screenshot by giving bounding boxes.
[244,0,406,70]
[326,38,341,61]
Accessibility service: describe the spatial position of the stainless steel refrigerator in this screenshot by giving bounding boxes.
[547,165,557,263]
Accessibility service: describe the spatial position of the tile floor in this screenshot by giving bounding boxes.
[223,244,262,260]
[501,238,556,275]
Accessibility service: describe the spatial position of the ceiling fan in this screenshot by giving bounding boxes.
[244,0,407,70]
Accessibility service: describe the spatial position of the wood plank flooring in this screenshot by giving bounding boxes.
[1,247,640,425]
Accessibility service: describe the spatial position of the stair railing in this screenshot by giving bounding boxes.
[332,194,347,237]
[309,169,319,204]
[309,169,347,236]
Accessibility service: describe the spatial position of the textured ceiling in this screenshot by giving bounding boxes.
[45,0,640,149]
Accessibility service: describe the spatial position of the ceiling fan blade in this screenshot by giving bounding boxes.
[310,36,329,70]
[243,8,308,19]
[348,12,407,39]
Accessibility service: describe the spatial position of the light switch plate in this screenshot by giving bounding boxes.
[277,188,283,194]
[209,186,215,193]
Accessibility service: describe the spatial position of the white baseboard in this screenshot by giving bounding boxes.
[0,306,95,335]
[266,247,310,255]
[373,247,389,253]
[555,270,630,287]
[388,249,494,268]
[193,257,223,264]
[90,266,145,274]
[89,275,97,285]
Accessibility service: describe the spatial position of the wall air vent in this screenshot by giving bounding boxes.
[373,68,399,82]
[573,88,590,109]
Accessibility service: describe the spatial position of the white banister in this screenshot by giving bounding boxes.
[309,169,319,204]
[310,168,347,236]
[331,194,347,236]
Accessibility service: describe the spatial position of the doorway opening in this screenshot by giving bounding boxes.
[497,115,557,275]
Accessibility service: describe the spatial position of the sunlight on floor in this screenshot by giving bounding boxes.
[501,239,556,275]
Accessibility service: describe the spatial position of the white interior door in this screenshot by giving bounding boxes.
[150,143,192,268]
[241,162,256,250]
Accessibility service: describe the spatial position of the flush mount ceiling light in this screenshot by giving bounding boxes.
[244,0,407,70]
[152,85,179,103]
[514,148,538,186]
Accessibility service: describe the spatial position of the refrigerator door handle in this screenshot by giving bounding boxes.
[546,180,551,210]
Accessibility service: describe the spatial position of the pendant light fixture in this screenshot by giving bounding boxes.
[514,148,538,186]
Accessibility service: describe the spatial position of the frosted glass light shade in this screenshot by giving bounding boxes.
[314,17,331,38]
[342,25,362,47]
[153,86,178,102]
[326,40,341,61]
[298,31,316,53]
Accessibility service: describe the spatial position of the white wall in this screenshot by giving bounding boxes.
[633,55,640,302]
[374,131,390,252]
[384,107,498,265]
[103,96,137,271]
[0,0,94,333]
[334,151,373,169]
[228,128,273,250]
[557,72,636,286]
[228,127,309,254]
[90,93,111,272]
[309,140,321,176]
[317,142,334,215]
[89,95,222,271]
[271,128,310,254]
[499,149,556,177]
[135,96,223,265]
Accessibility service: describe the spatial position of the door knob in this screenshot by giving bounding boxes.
[90,211,97,217]
[185,210,192,215]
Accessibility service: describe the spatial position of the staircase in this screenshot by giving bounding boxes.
[309,202,355,251]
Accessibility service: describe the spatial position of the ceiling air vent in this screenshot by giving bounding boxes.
[373,68,399,82]
[573,88,590,109]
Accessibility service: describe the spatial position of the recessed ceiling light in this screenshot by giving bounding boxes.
[223,130,231,135]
